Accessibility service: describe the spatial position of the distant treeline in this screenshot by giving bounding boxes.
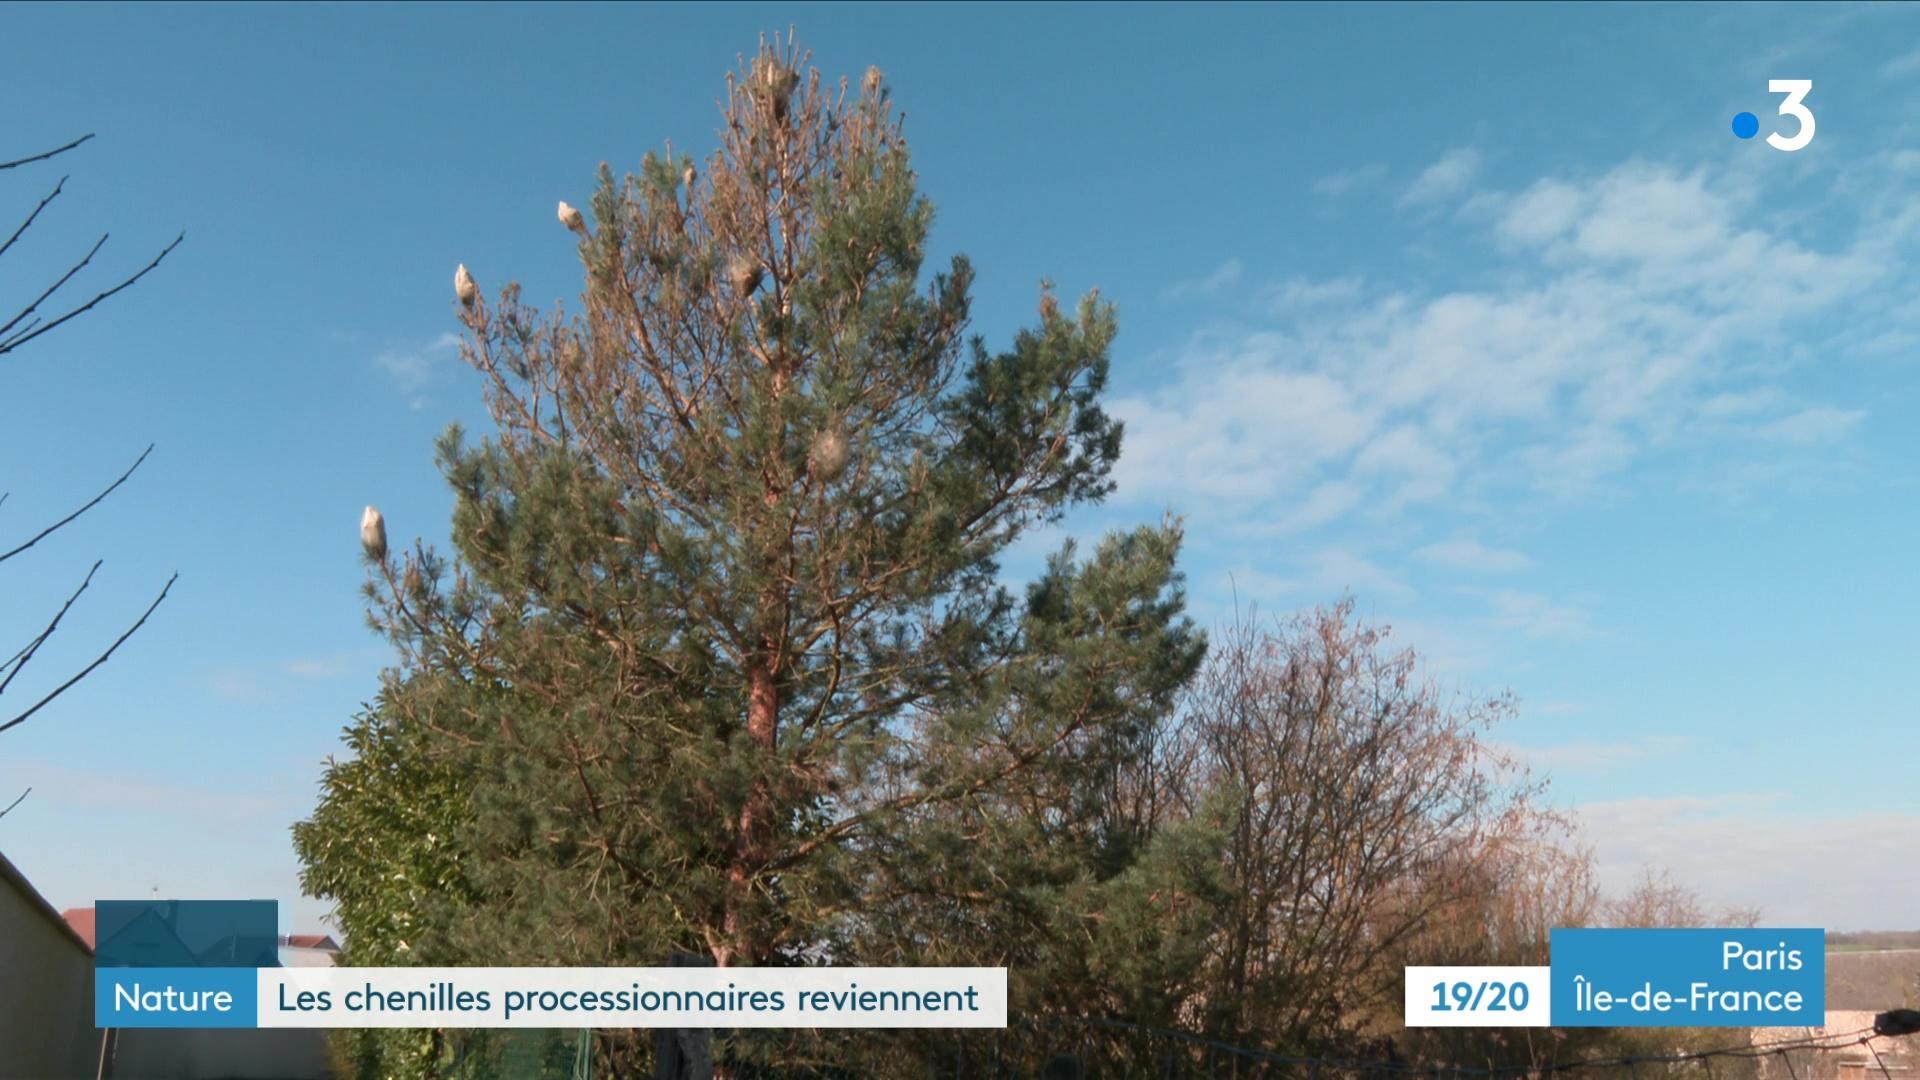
[1827,930,1920,951]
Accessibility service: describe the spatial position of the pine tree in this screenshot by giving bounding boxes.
[300,35,1201,1067]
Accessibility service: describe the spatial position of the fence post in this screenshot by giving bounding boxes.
[654,951,714,1080]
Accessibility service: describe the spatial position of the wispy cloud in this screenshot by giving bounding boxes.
[1,760,287,821]
[1494,178,1583,245]
[1164,258,1244,301]
[1260,276,1365,314]
[1217,547,1414,607]
[1312,548,1415,600]
[1415,536,1534,574]
[373,331,463,409]
[1478,588,1597,640]
[208,669,276,705]
[1230,481,1364,538]
[1753,405,1865,445]
[1882,45,1920,79]
[1367,613,1493,676]
[1573,796,1920,929]
[1400,147,1482,208]
[210,651,373,701]
[1500,734,1694,773]
[1312,163,1387,198]
[1111,154,1901,540]
[276,652,370,679]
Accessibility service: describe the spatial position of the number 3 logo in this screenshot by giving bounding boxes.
[1768,80,1815,152]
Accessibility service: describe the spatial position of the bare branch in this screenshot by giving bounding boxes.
[0,788,28,821]
[0,571,175,736]
[0,133,94,172]
[0,444,153,563]
[0,232,184,355]
[0,559,101,697]
[0,233,106,338]
[0,175,67,263]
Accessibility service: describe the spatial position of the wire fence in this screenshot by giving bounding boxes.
[424,1011,1918,1080]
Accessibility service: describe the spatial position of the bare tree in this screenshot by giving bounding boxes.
[1607,866,1761,929]
[1179,600,1546,1052]
[0,135,180,793]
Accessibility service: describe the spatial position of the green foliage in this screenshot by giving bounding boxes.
[294,688,474,1079]
[291,38,1646,1080]
[295,688,471,966]
[295,37,1202,1075]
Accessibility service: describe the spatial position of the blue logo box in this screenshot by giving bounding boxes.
[93,900,279,969]
[1550,928,1824,1027]
[89,900,278,1028]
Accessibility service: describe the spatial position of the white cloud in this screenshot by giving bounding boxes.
[276,653,368,679]
[1113,155,1901,539]
[1497,179,1585,246]
[1213,545,1428,614]
[1312,164,1387,198]
[1232,481,1365,539]
[1882,46,1920,79]
[1400,148,1483,208]
[211,652,370,701]
[1480,588,1597,640]
[1260,276,1365,313]
[1753,405,1865,445]
[1112,364,1376,504]
[1165,258,1243,300]
[1215,547,1414,608]
[373,331,462,395]
[208,669,275,704]
[3,760,286,821]
[1311,548,1414,600]
[1353,424,1456,508]
[1415,536,1534,574]
[1499,734,1694,774]
[1367,613,1492,676]
[1698,388,1787,418]
[1571,165,1732,262]
[1574,797,1920,929]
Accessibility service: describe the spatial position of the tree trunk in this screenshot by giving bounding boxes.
[719,656,779,969]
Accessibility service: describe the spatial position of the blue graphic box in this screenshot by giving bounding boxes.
[92,900,278,1029]
[93,900,280,968]
[1550,928,1824,1027]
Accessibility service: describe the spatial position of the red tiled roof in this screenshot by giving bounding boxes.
[61,907,96,950]
[56,908,341,955]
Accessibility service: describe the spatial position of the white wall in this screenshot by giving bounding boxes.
[108,1027,333,1080]
[0,853,100,1080]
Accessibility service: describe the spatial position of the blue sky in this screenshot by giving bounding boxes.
[0,2,1914,934]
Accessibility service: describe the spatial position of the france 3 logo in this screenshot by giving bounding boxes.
[1732,80,1814,152]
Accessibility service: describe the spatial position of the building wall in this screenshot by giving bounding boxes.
[0,855,100,1080]
[100,944,336,1079]
[108,1027,334,1080]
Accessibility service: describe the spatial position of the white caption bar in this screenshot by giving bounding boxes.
[261,967,1006,1028]
[1405,966,1551,1027]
